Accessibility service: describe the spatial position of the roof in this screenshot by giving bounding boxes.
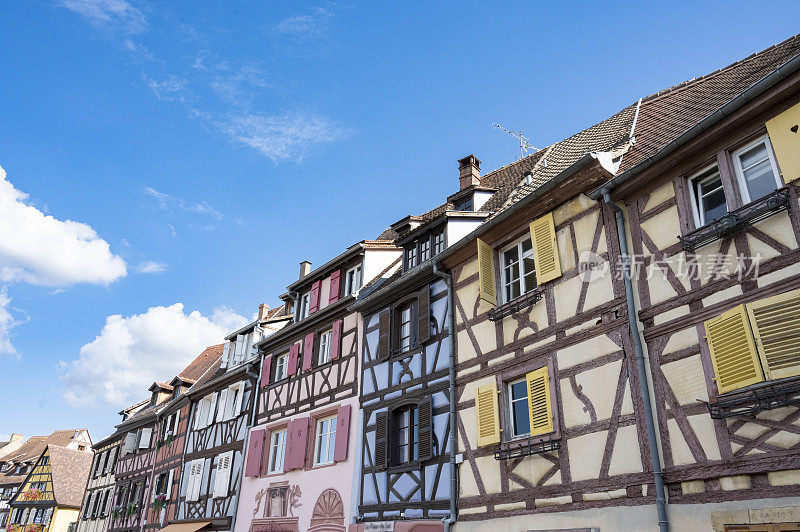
[47,446,93,508]
[180,344,224,382]
[0,430,83,464]
[620,33,800,173]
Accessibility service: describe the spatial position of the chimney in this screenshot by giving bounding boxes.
[458,155,481,190]
[299,261,312,279]
[258,303,269,320]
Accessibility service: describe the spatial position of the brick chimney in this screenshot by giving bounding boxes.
[458,155,481,190]
[258,303,269,320]
[299,261,312,279]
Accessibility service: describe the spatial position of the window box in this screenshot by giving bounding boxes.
[494,436,560,461]
[679,187,790,252]
[488,288,543,322]
[705,377,800,419]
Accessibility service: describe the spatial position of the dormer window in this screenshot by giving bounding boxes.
[453,196,473,211]
[344,264,362,296]
[403,228,446,272]
[298,293,310,321]
[405,246,418,270]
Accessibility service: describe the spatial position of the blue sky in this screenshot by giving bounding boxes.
[1,1,799,442]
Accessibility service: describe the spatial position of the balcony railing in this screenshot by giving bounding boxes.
[494,436,560,460]
[704,378,800,419]
[679,188,791,252]
[489,289,544,322]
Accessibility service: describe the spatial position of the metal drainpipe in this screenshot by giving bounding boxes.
[432,262,457,532]
[602,190,668,532]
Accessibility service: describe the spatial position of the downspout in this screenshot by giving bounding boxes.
[602,190,668,532]
[432,263,457,532]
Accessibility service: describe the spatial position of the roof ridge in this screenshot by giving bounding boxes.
[641,33,800,104]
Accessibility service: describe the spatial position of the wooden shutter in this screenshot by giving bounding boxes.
[220,342,230,370]
[207,392,218,426]
[476,238,497,305]
[233,384,244,416]
[330,320,342,360]
[475,382,500,447]
[526,366,554,436]
[261,356,272,388]
[288,343,300,375]
[374,411,388,471]
[417,398,433,461]
[417,286,431,344]
[124,432,137,454]
[328,270,341,304]
[309,280,321,314]
[212,451,232,498]
[529,211,562,284]
[139,427,152,449]
[377,310,391,359]
[284,417,309,472]
[244,429,265,477]
[333,404,351,462]
[766,101,800,182]
[303,333,315,371]
[215,390,228,423]
[705,305,764,394]
[747,289,800,380]
[186,459,203,501]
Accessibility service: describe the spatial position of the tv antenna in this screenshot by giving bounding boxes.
[492,123,540,159]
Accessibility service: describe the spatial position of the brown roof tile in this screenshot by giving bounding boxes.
[48,446,93,508]
[179,344,224,382]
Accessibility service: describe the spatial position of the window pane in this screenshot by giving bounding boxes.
[522,257,537,293]
[510,380,530,436]
[743,157,777,200]
[702,187,727,223]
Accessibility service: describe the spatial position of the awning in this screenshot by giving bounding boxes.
[158,522,213,532]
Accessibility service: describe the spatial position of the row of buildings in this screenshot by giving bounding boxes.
[6,32,800,532]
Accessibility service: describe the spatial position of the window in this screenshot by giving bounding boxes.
[405,245,418,270]
[394,405,418,464]
[274,353,288,382]
[690,164,727,226]
[313,416,337,466]
[454,196,473,211]
[705,289,800,394]
[501,237,537,302]
[317,330,332,365]
[267,429,287,474]
[419,237,431,263]
[508,379,530,437]
[432,230,445,255]
[164,412,177,439]
[344,265,362,296]
[732,135,781,204]
[397,303,415,353]
[298,293,310,321]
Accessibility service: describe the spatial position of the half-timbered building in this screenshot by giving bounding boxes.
[235,241,401,532]
[7,446,92,532]
[175,307,290,532]
[76,433,122,532]
[435,31,800,532]
[0,431,92,528]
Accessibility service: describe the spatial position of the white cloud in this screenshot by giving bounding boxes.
[144,187,223,220]
[0,166,127,287]
[273,7,332,39]
[223,111,348,162]
[0,289,17,356]
[144,75,189,103]
[59,0,146,34]
[135,261,167,274]
[124,39,154,61]
[59,303,248,407]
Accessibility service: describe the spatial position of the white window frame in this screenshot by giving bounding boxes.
[344,264,363,296]
[212,451,233,498]
[267,429,287,474]
[499,235,536,304]
[688,163,726,227]
[313,416,337,467]
[318,330,332,365]
[507,378,530,439]
[274,353,288,381]
[223,383,245,421]
[732,134,782,204]
[298,293,310,320]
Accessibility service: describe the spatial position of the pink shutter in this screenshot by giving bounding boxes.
[328,270,341,304]
[330,320,342,360]
[284,417,309,472]
[302,333,315,371]
[309,281,321,314]
[287,343,300,375]
[260,356,272,388]
[333,405,351,462]
[244,429,265,477]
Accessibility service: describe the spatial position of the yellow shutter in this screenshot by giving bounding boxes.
[705,305,764,394]
[747,289,800,380]
[475,382,500,447]
[476,238,497,305]
[526,366,554,436]
[766,101,800,182]
[529,212,562,284]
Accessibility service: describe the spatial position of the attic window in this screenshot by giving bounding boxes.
[525,173,533,185]
[453,196,473,211]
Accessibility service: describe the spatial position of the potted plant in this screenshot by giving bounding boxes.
[126,502,139,516]
[153,493,167,510]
